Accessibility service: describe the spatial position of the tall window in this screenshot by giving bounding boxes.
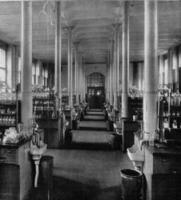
[43,67,48,87]
[36,63,40,85]
[164,58,168,85]
[0,47,6,83]
[18,57,21,84]
[32,62,36,85]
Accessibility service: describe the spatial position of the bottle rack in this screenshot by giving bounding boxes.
[0,100,21,132]
[33,92,57,120]
[158,90,181,129]
[62,95,68,105]
[158,89,181,142]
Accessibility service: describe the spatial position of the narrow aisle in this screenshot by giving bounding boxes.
[28,109,131,200]
[46,149,133,200]
[70,109,118,150]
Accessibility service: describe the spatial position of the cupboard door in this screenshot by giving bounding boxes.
[154,155,181,174]
[153,174,181,200]
[0,163,20,200]
[0,148,18,164]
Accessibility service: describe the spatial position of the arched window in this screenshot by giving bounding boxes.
[87,72,105,87]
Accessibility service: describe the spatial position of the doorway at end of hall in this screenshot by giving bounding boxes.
[87,87,105,109]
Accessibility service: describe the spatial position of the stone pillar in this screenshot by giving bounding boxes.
[67,27,73,107]
[55,2,62,107]
[21,1,32,132]
[143,0,158,135]
[121,2,129,118]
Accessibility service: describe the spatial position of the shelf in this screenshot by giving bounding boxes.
[33,93,56,122]
[0,112,19,116]
[0,124,16,127]
[35,118,58,121]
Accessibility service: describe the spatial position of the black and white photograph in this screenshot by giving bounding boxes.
[0,0,181,200]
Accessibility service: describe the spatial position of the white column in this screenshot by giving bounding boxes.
[116,25,120,98]
[108,50,111,102]
[106,51,110,102]
[77,53,81,103]
[82,57,86,100]
[121,2,129,118]
[143,0,158,135]
[74,43,79,104]
[67,28,73,107]
[81,56,84,101]
[109,41,114,105]
[21,1,32,132]
[55,2,62,107]
[113,26,117,110]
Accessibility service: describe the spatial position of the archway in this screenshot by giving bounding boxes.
[86,72,105,109]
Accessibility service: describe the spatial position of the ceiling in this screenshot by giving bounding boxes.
[0,1,181,64]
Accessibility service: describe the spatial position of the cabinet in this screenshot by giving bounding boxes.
[144,147,181,200]
[158,90,181,142]
[33,92,63,148]
[33,92,57,120]
[158,89,170,131]
[0,140,32,200]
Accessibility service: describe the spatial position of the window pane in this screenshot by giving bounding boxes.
[173,50,177,70]
[0,68,5,81]
[18,57,21,71]
[0,48,6,68]
[179,46,181,68]
[32,63,36,75]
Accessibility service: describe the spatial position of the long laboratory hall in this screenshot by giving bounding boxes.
[0,1,181,200]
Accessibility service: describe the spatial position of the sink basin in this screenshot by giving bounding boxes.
[30,143,47,157]
[127,144,144,172]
